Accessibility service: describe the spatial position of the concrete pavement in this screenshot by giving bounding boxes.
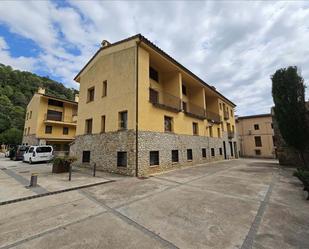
[0,157,308,249]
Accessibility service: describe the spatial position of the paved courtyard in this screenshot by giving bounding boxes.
[0,157,308,249]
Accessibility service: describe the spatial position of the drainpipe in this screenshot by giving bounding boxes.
[135,40,141,177]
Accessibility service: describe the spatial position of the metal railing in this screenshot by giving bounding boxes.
[224,110,229,120]
[228,130,235,139]
[183,102,206,120]
[149,88,181,112]
[206,111,221,123]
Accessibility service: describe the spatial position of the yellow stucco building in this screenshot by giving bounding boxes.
[236,114,276,158]
[23,88,78,154]
[70,34,238,176]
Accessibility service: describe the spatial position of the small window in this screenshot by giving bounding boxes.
[230,109,233,117]
[102,80,107,97]
[219,103,222,110]
[193,122,198,135]
[87,87,95,102]
[164,116,173,132]
[209,126,213,137]
[27,127,30,135]
[255,149,261,156]
[45,125,52,134]
[172,150,179,163]
[217,127,221,138]
[150,151,159,166]
[219,148,223,155]
[187,149,193,161]
[202,148,206,158]
[254,136,262,147]
[119,111,128,130]
[254,124,259,130]
[101,115,106,133]
[271,123,273,129]
[117,152,127,167]
[85,119,93,134]
[82,151,90,163]
[149,67,159,82]
[63,127,69,135]
[211,148,215,157]
[182,85,187,95]
[29,111,32,119]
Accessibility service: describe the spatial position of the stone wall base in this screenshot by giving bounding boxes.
[22,135,39,146]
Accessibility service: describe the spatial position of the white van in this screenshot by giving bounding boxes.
[23,146,54,164]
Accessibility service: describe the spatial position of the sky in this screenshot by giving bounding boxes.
[0,1,308,116]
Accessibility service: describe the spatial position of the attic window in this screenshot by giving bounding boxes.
[149,67,159,82]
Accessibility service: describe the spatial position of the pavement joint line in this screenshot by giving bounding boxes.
[0,180,115,206]
[80,189,180,249]
[0,211,107,249]
[240,168,280,249]
[1,167,48,194]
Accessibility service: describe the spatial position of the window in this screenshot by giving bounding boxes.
[87,87,95,102]
[149,67,159,82]
[211,148,215,157]
[117,152,127,167]
[164,116,173,132]
[48,99,63,107]
[102,80,107,97]
[272,136,276,147]
[255,149,261,156]
[219,148,223,155]
[202,148,206,158]
[193,122,198,135]
[101,115,106,133]
[63,127,69,135]
[47,110,62,121]
[85,119,93,134]
[36,146,52,153]
[29,147,34,153]
[230,109,233,117]
[150,151,159,166]
[26,112,29,120]
[187,149,193,161]
[221,123,224,131]
[45,125,52,134]
[29,111,32,119]
[119,111,128,130]
[217,127,221,138]
[209,126,213,137]
[254,124,259,130]
[82,151,90,163]
[182,85,187,95]
[182,101,187,112]
[219,103,222,110]
[172,150,179,163]
[271,123,273,129]
[254,136,262,147]
[27,127,30,135]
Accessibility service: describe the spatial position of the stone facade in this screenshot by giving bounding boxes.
[22,135,39,146]
[70,129,238,177]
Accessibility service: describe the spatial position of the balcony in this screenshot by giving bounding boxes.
[206,111,221,124]
[183,102,206,120]
[228,130,235,139]
[44,113,76,126]
[149,88,181,113]
[224,110,229,120]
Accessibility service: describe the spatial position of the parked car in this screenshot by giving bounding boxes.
[23,146,54,164]
[9,145,28,161]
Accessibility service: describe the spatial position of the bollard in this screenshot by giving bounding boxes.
[69,164,72,181]
[30,173,38,187]
[93,163,96,177]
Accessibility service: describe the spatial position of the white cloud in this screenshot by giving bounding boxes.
[0,0,308,115]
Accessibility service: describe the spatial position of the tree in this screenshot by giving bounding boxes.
[0,128,23,145]
[271,66,309,168]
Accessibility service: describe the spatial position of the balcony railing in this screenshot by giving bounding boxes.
[228,130,235,139]
[206,111,221,123]
[183,102,206,120]
[149,88,181,112]
[224,110,229,120]
[44,113,63,122]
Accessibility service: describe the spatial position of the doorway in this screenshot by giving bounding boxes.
[223,141,227,159]
[229,141,234,157]
[233,142,238,158]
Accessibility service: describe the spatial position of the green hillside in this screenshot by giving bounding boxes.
[0,63,78,145]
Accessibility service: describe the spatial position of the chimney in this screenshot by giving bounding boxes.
[38,87,45,94]
[101,40,111,48]
[74,94,79,103]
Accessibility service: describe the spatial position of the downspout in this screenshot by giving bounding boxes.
[135,40,141,177]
